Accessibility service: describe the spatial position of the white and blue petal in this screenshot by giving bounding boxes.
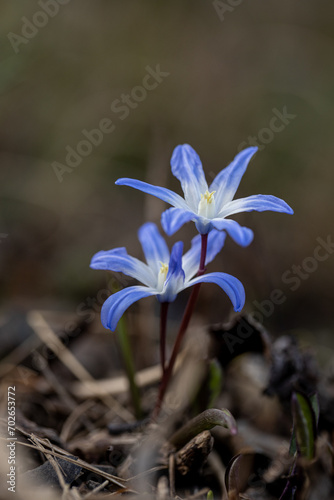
[91,247,127,263]
[209,147,258,209]
[171,144,208,211]
[159,241,185,303]
[138,222,170,275]
[115,145,292,254]
[90,248,155,287]
[206,231,227,264]
[115,178,188,210]
[185,272,245,312]
[182,230,226,281]
[218,194,294,218]
[161,207,195,236]
[210,219,254,247]
[101,285,158,331]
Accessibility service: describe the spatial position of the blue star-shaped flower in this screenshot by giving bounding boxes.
[116,145,293,246]
[90,222,245,331]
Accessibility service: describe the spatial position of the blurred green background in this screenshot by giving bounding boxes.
[1,1,333,337]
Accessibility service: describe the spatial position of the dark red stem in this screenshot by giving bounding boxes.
[153,233,208,418]
[160,302,169,375]
[198,232,208,275]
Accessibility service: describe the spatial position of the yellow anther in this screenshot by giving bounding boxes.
[157,262,169,291]
[159,262,169,277]
[198,190,216,218]
[201,190,216,204]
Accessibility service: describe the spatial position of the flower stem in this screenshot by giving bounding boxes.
[198,232,208,275]
[153,233,208,418]
[160,302,169,375]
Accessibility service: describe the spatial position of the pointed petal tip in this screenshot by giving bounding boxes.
[101,286,156,331]
[275,199,294,215]
[235,295,245,312]
[137,221,162,246]
[238,145,258,156]
[106,322,116,332]
[89,262,99,270]
[172,143,195,154]
[138,222,170,274]
[243,230,254,247]
[234,302,244,313]
[272,197,294,215]
[115,178,128,185]
[211,219,254,247]
[138,221,157,235]
[161,225,174,237]
[89,255,104,270]
[171,143,200,167]
[172,240,184,254]
[239,146,259,160]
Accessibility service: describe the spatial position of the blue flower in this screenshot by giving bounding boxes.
[90,222,245,331]
[116,145,293,246]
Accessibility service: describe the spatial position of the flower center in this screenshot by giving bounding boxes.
[157,262,169,291]
[198,190,216,218]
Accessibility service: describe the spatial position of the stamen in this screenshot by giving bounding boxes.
[198,190,216,218]
[157,262,169,291]
[159,262,169,277]
[201,190,216,203]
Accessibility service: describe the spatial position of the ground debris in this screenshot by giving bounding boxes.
[175,430,214,476]
[21,455,82,489]
[1,308,334,500]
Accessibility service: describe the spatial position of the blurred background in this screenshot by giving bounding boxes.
[1,0,334,359]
